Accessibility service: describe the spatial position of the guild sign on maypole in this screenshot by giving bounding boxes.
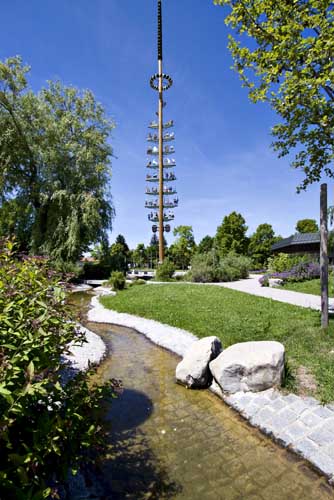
[145,0,178,263]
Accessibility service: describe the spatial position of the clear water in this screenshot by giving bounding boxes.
[72,293,334,499]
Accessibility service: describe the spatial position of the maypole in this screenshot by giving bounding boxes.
[146,0,177,264]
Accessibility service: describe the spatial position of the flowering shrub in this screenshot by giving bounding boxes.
[259,261,320,286]
[0,240,115,499]
[259,275,270,287]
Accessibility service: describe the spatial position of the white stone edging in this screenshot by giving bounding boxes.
[63,325,107,372]
[88,293,334,484]
[88,295,197,357]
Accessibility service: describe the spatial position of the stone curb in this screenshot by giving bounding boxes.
[89,294,334,485]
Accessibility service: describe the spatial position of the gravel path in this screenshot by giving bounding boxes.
[88,293,334,484]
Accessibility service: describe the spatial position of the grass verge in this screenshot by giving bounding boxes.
[280,278,334,297]
[101,283,334,403]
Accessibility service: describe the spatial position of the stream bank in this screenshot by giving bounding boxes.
[70,292,334,499]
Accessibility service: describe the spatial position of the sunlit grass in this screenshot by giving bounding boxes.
[101,284,334,403]
[281,278,334,298]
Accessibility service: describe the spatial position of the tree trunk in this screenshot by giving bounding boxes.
[320,183,328,328]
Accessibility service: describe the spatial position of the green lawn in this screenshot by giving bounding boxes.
[280,278,334,297]
[101,284,334,403]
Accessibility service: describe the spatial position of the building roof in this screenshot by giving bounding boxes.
[272,232,320,251]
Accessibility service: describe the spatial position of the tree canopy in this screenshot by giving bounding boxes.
[197,235,214,254]
[0,56,115,261]
[108,234,129,273]
[214,0,334,190]
[132,243,147,268]
[215,212,248,256]
[296,218,319,233]
[248,223,277,266]
[169,225,196,270]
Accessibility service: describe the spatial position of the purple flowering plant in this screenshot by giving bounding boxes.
[259,261,320,287]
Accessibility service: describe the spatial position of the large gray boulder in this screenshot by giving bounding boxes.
[209,341,285,393]
[176,336,222,388]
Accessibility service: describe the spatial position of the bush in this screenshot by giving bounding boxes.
[189,251,221,283]
[190,251,251,283]
[51,259,82,278]
[155,259,176,281]
[267,253,312,273]
[259,275,270,287]
[108,271,126,290]
[259,261,320,286]
[219,254,251,282]
[0,240,115,499]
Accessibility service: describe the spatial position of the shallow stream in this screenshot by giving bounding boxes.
[73,293,334,499]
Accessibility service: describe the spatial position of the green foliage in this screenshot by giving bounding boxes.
[215,212,248,256]
[115,234,129,253]
[109,243,128,273]
[0,240,114,499]
[132,243,147,268]
[296,219,319,234]
[101,283,334,402]
[197,235,214,254]
[280,276,334,297]
[155,259,176,281]
[108,271,126,291]
[190,251,251,283]
[51,259,82,277]
[248,223,277,266]
[214,0,334,191]
[267,253,311,273]
[219,253,251,281]
[190,250,221,283]
[169,225,196,270]
[0,56,115,261]
[81,262,113,280]
[260,275,270,287]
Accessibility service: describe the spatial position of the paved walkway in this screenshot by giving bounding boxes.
[152,275,330,311]
[218,275,327,311]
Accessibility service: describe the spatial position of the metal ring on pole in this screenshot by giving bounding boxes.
[150,73,173,91]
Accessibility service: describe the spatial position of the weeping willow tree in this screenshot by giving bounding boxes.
[0,56,115,261]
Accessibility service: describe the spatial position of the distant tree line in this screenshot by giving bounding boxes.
[87,213,319,278]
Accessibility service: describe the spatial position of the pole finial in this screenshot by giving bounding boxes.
[158,0,162,61]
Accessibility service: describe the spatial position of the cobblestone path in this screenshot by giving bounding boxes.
[88,322,333,500]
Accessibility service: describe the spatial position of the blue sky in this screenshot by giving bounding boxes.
[0,0,326,248]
